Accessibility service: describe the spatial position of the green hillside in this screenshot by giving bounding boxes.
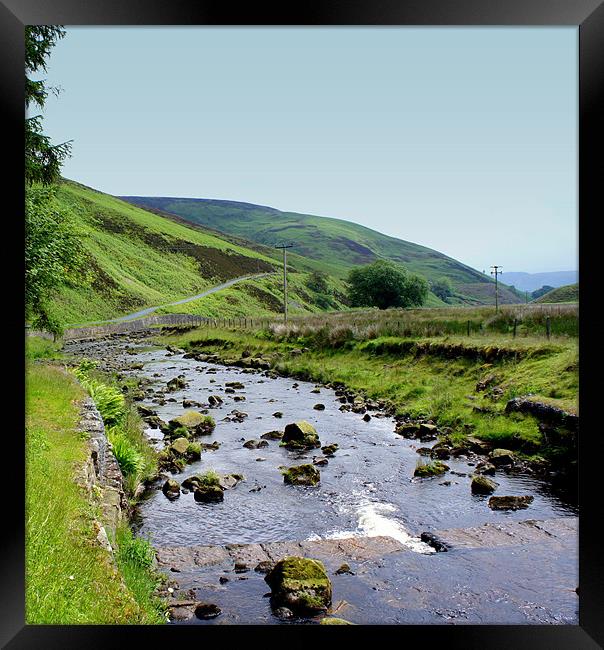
[50,180,348,324]
[121,196,519,305]
[533,283,579,304]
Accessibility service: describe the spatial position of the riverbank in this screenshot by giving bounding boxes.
[25,340,166,624]
[156,325,578,491]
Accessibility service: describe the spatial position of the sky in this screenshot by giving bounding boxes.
[40,27,578,274]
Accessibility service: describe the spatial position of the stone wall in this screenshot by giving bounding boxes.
[75,397,128,552]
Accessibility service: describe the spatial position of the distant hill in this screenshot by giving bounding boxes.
[501,271,578,293]
[50,180,349,324]
[120,196,519,305]
[533,283,578,304]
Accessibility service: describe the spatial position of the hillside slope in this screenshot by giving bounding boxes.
[51,181,348,324]
[121,195,519,305]
[503,271,578,292]
[533,283,579,304]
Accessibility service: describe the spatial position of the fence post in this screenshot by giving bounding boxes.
[546,317,551,340]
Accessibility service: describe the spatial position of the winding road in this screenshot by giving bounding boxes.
[67,272,274,327]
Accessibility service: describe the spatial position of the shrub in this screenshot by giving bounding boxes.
[107,428,144,477]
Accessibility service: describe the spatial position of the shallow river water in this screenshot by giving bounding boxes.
[67,337,579,625]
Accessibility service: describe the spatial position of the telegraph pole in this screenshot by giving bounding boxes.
[275,243,293,322]
[490,265,503,312]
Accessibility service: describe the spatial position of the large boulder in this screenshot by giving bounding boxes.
[471,474,498,495]
[170,437,190,455]
[282,464,320,486]
[265,557,332,614]
[194,485,224,503]
[281,421,321,450]
[168,411,215,436]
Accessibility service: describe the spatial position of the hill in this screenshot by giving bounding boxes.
[533,283,579,304]
[49,180,349,324]
[502,271,578,293]
[120,196,519,306]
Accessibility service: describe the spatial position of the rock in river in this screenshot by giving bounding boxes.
[265,557,332,614]
[471,474,498,495]
[162,479,181,500]
[489,448,516,466]
[194,484,224,503]
[282,464,320,486]
[168,411,215,436]
[488,495,534,511]
[281,421,321,450]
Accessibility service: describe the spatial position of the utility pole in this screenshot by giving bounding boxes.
[490,265,503,312]
[275,243,293,322]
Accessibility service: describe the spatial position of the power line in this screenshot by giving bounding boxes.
[275,243,293,322]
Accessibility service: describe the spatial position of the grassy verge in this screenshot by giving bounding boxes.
[158,326,577,462]
[25,361,165,624]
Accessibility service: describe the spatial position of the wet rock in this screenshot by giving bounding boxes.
[234,561,249,573]
[273,411,283,418]
[225,381,245,390]
[137,404,157,417]
[233,395,246,402]
[168,411,215,436]
[182,399,201,408]
[219,473,245,490]
[255,560,275,574]
[261,430,284,440]
[273,607,294,619]
[162,479,181,500]
[395,423,420,438]
[265,557,332,614]
[420,532,449,552]
[313,457,329,466]
[419,423,438,440]
[416,447,432,456]
[194,485,224,503]
[335,563,354,575]
[243,439,269,449]
[363,414,372,422]
[225,387,235,394]
[489,448,515,466]
[488,495,534,511]
[166,375,187,392]
[321,443,338,456]
[170,437,190,455]
[475,461,496,475]
[281,421,321,450]
[194,603,222,619]
[414,461,449,478]
[311,388,321,394]
[320,617,354,625]
[282,464,320,486]
[471,475,498,495]
[313,403,326,411]
[208,395,223,407]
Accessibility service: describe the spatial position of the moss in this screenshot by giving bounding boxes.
[414,460,449,478]
[282,464,320,486]
[265,557,332,613]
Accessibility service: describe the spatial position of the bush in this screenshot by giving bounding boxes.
[107,428,144,477]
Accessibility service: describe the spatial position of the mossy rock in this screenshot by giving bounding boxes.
[414,461,450,478]
[162,478,180,499]
[281,421,321,450]
[261,430,284,440]
[471,474,498,495]
[489,448,515,466]
[265,557,332,613]
[282,464,320,486]
[320,617,355,625]
[321,443,339,456]
[194,484,224,503]
[169,411,215,436]
[170,437,190,455]
[488,495,534,511]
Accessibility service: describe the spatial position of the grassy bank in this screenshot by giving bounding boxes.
[25,345,165,623]
[159,324,577,462]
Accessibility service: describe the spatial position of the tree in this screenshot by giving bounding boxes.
[306,270,330,294]
[25,26,88,336]
[346,260,429,309]
[25,26,72,186]
[431,276,453,301]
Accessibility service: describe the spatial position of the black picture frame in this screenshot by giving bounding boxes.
[3,1,602,647]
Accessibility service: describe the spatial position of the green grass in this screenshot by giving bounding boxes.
[534,283,578,304]
[120,194,521,305]
[25,363,165,624]
[159,323,577,460]
[25,335,63,360]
